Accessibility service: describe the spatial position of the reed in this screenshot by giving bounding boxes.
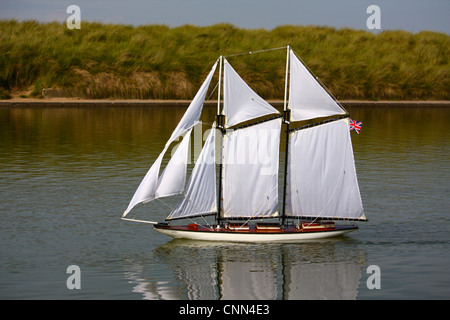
[1,20,448,100]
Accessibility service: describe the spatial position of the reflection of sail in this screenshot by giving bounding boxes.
[220,261,277,299]
[218,248,278,300]
[154,242,220,299]
[283,262,361,299]
[171,254,218,300]
[123,240,366,300]
[122,257,180,300]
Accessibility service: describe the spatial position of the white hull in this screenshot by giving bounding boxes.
[154,225,357,243]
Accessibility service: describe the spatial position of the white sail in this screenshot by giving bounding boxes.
[283,259,361,299]
[122,128,192,217]
[167,125,217,220]
[123,146,166,217]
[222,118,281,218]
[155,128,192,198]
[223,59,279,127]
[285,118,364,220]
[123,62,217,217]
[168,61,218,141]
[289,50,345,121]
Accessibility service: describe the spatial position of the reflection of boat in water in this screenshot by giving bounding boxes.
[123,239,365,300]
[122,46,367,242]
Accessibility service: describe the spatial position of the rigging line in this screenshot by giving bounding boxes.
[303,217,319,228]
[232,215,255,231]
[207,81,219,100]
[199,215,213,229]
[186,216,214,230]
[224,46,288,58]
[204,57,221,109]
[229,209,279,229]
[156,197,175,210]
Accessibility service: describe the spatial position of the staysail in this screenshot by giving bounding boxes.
[123,61,217,217]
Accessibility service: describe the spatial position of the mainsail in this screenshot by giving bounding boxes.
[285,118,364,220]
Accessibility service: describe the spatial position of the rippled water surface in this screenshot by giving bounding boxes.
[0,104,449,299]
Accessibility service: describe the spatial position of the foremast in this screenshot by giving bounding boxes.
[215,50,282,224]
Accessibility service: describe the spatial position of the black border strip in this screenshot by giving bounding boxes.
[230,114,283,131]
[288,114,350,133]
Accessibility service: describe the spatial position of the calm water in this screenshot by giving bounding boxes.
[0,104,449,300]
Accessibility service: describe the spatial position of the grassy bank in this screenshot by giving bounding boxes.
[1,20,449,100]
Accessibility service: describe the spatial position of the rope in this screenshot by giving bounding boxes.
[224,46,288,58]
[156,197,175,210]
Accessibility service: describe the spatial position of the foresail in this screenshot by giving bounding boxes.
[289,50,345,121]
[223,59,279,127]
[222,118,281,219]
[168,61,218,141]
[122,61,217,217]
[154,128,192,198]
[166,125,217,220]
[285,118,364,220]
[123,146,167,217]
[122,129,192,217]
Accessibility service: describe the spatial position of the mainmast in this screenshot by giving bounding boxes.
[281,45,290,227]
[216,55,225,226]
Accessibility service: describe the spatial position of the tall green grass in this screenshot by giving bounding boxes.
[0,20,448,100]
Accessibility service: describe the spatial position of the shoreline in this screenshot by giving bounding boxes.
[0,98,449,108]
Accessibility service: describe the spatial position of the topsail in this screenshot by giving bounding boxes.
[288,50,346,121]
[223,59,279,127]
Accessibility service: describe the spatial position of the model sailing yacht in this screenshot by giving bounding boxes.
[122,46,367,242]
